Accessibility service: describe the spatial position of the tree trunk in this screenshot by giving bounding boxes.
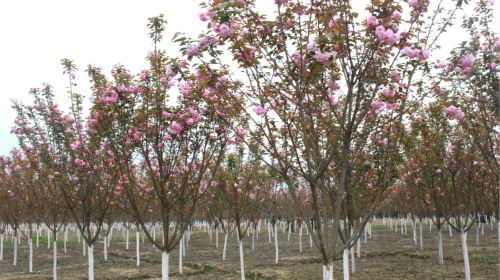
[350,246,355,273]
[179,234,183,275]
[475,222,480,246]
[13,235,17,266]
[412,221,417,246]
[438,229,443,265]
[356,238,360,258]
[161,251,169,280]
[0,233,3,261]
[88,244,94,280]
[126,228,129,250]
[222,234,228,260]
[419,222,424,250]
[28,238,33,272]
[343,248,349,280]
[239,240,245,280]
[104,237,108,261]
[136,231,140,266]
[274,223,279,264]
[322,263,333,280]
[460,231,471,280]
[53,240,58,280]
[216,227,219,249]
[299,225,303,253]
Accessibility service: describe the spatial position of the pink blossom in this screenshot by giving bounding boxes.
[186,45,198,56]
[371,100,385,111]
[70,141,82,151]
[383,88,394,98]
[169,121,183,135]
[292,51,306,67]
[375,26,400,45]
[74,158,86,167]
[444,105,464,121]
[490,62,497,70]
[198,9,212,21]
[328,15,340,28]
[133,131,141,141]
[391,10,401,20]
[252,105,267,116]
[367,15,379,28]
[419,48,431,61]
[404,47,421,58]
[314,50,336,66]
[236,128,246,138]
[164,134,173,141]
[386,103,398,110]
[436,60,448,69]
[249,193,256,200]
[408,0,419,7]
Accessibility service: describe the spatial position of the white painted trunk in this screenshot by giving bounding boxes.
[222,234,228,260]
[216,227,219,249]
[274,223,279,264]
[287,223,291,241]
[419,222,424,250]
[13,236,17,266]
[136,231,140,266]
[88,245,94,280]
[104,237,108,261]
[268,223,272,243]
[438,230,443,265]
[252,229,255,250]
[28,239,33,272]
[179,235,183,275]
[449,224,452,237]
[475,222,480,246]
[299,225,303,253]
[322,263,333,280]
[309,231,313,248]
[161,251,169,280]
[0,233,3,261]
[412,222,417,246]
[63,228,67,254]
[126,228,129,250]
[53,240,57,280]
[209,226,212,243]
[83,238,86,256]
[239,240,245,280]
[343,248,349,280]
[36,230,39,248]
[350,246,355,273]
[48,230,51,250]
[356,238,360,258]
[460,231,471,280]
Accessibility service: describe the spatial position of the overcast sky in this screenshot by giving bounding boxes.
[0,0,498,155]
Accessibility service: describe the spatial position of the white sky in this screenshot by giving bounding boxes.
[0,0,498,155]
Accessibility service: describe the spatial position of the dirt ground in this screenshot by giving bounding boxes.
[0,220,498,279]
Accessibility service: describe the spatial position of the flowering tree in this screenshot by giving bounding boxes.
[436,0,499,238]
[173,1,463,278]
[88,15,235,280]
[11,60,120,280]
[210,150,268,280]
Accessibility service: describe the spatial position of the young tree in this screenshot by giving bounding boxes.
[88,15,235,280]
[175,1,462,278]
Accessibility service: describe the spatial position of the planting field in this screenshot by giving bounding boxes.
[0,221,497,279]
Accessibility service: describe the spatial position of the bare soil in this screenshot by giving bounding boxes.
[0,221,498,279]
